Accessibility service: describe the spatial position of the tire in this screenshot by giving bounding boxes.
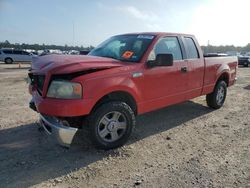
[5,58,13,64]
[206,80,227,109]
[243,63,249,67]
[88,101,136,150]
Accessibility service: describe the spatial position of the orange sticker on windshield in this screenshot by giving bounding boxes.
[122,51,134,59]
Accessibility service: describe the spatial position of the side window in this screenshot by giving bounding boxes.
[183,37,199,59]
[148,37,183,61]
[3,50,13,54]
[13,50,23,55]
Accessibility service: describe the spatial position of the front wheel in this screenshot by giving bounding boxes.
[206,80,227,109]
[88,101,136,150]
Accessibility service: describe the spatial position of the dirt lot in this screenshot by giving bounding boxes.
[0,63,249,188]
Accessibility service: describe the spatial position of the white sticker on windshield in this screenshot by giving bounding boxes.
[137,35,154,39]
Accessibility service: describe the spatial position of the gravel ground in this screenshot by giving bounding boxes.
[0,63,249,188]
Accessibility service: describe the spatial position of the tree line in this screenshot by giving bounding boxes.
[201,43,250,54]
[0,40,94,51]
[1,40,250,54]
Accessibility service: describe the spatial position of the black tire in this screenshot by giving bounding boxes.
[88,101,136,150]
[243,63,249,67]
[206,80,227,109]
[88,102,135,150]
[5,58,13,64]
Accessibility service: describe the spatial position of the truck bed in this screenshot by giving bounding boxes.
[202,56,238,95]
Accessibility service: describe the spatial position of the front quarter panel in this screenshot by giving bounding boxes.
[72,67,143,113]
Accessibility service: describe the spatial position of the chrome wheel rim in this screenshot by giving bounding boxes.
[216,86,225,105]
[97,111,127,142]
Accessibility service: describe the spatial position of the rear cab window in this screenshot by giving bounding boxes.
[183,37,199,59]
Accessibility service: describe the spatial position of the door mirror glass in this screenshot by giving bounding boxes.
[147,53,173,68]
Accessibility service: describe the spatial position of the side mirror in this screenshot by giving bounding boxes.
[147,54,174,68]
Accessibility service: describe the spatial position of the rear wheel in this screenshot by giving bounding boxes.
[5,58,13,64]
[206,80,227,109]
[88,101,135,150]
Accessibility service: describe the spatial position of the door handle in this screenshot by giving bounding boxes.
[181,67,188,73]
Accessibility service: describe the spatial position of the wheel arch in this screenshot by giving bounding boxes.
[91,90,138,115]
[216,71,230,86]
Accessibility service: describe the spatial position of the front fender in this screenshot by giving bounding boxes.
[82,74,142,106]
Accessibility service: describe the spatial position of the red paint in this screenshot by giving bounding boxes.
[29,32,238,122]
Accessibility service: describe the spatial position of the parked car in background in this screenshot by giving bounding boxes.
[68,50,79,55]
[226,51,240,56]
[39,49,63,56]
[204,53,228,57]
[24,49,38,56]
[0,49,33,64]
[238,55,250,67]
[80,50,90,55]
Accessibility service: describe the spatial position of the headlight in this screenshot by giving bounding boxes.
[248,58,250,62]
[47,80,82,99]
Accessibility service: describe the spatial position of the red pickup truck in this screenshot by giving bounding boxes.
[28,32,237,149]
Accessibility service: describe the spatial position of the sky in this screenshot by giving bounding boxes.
[0,0,249,47]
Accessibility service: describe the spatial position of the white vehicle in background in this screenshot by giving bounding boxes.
[226,51,240,56]
[39,49,63,56]
[68,50,79,55]
[0,49,33,64]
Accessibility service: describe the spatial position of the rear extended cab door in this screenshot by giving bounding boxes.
[180,36,205,100]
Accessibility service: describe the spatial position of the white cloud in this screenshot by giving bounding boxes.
[122,6,159,22]
[96,3,163,32]
[145,23,163,31]
[188,0,250,46]
[116,5,164,31]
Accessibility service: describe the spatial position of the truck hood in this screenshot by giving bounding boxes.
[31,54,124,74]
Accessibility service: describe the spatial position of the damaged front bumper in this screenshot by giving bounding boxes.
[39,114,78,147]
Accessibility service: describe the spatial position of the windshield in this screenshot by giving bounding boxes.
[89,34,155,62]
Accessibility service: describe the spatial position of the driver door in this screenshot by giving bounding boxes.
[142,36,188,112]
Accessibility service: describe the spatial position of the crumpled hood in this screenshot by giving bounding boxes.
[31,54,124,74]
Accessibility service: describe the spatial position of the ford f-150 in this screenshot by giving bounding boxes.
[28,32,238,149]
